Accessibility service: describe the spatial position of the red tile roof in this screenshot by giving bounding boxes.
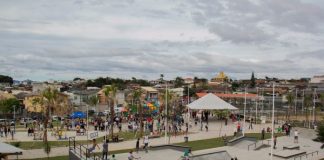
[196,93,258,99]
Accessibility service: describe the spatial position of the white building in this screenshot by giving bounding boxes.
[169,88,184,97]
[310,75,324,84]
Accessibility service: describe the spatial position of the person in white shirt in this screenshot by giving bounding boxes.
[143,135,149,153]
[294,130,298,143]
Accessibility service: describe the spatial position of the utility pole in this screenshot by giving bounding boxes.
[165,82,168,144]
[270,83,275,160]
[295,89,298,119]
[255,87,258,124]
[243,87,247,136]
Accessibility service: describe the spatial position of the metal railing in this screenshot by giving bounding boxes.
[292,151,318,160]
[247,140,270,151]
[69,136,103,160]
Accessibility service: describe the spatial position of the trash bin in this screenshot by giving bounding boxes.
[184,136,188,143]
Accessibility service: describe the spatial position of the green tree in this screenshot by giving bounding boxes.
[286,93,295,121]
[250,72,256,88]
[174,77,185,88]
[0,75,13,85]
[88,95,99,111]
[316,125,324,142]
[132,89,145,137]
[32,88,59,143]
[304,95,312,126]
[0,98,20,114]
[103,84,118,139]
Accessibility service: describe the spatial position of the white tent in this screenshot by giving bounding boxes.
[187,93,238,110]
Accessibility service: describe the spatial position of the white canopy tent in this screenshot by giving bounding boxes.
[187,93,238,110]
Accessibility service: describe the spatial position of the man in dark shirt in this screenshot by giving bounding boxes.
[102,139,109,160]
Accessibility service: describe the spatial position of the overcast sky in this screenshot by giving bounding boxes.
[0,0,324,81]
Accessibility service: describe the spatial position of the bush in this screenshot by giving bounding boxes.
[316,125,324,142]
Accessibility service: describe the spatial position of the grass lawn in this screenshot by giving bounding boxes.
[7,131,138,150]
[29,133,284,160]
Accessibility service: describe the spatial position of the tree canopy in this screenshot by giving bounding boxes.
[86,77,150,89]
[0,98,20,113]
[0,75,13,85]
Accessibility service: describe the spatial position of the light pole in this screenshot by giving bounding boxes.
[13,105,16,134]
[243,87,247,136]
[164,82,168,144]
[270,83,275,160]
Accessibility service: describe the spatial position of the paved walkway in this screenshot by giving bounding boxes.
[6,120,323,160]
[7,120,268,159]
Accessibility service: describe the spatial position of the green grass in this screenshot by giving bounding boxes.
[29,133,285,160]
[7,131,138,150]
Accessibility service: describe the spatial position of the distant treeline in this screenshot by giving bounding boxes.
[0,75,13,84]
[85,77,151,89]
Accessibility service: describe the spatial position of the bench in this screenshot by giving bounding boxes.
[283,145,300,150]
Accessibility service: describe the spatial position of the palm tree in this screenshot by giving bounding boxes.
[132,89,145,137]
[304,95,312,128]
[103,84,118,139]
[32,88,59,143]
[88,95,99,111]
[286,93,295,121]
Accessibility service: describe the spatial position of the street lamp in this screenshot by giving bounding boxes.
[13,105,16,134]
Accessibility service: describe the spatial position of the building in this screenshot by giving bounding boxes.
[97,89,125,106]
[141,86,158,102]
[210,72,229,84]
[184,78,194,85]
[32,82,62,93]
[310,75,324,84]
[23,93,72,114]
[169,88,184,97]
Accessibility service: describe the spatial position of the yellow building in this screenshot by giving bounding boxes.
[210,71,229,83]
[24,93,72,115]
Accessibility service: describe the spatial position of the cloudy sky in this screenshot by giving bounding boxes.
[0,0,324,81]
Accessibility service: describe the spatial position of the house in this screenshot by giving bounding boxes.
[97,89,126,106]
[310,75,324,84]
[23,93,72,114]
[141,86,158,102]
[32,82,62,93]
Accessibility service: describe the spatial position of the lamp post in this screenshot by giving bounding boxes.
[164,82,168,144]
[13,105,16,134]
[243,87,247,136]
[270,83,275,160]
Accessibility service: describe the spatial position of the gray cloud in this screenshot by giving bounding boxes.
[0,0,324,80]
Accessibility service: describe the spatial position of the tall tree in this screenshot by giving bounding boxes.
[304,95,312,127]
[132,89,145,137]
[0,75,13,85]
[0,98,20,115]
[286,93,295,121]
[250,72,256,88]
[174,77,185,88]
[32,88,59,143]
[103,84,118,139]
[88,95,99,111]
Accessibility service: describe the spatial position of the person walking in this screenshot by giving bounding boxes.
[136,138,140,153]
[273,136,277,149]
[249,118,253,130]
[294,130,299,143]
[102,139,109,160]
[261,128,265,140]
[0,126,3,137]
[143,135,149,153]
